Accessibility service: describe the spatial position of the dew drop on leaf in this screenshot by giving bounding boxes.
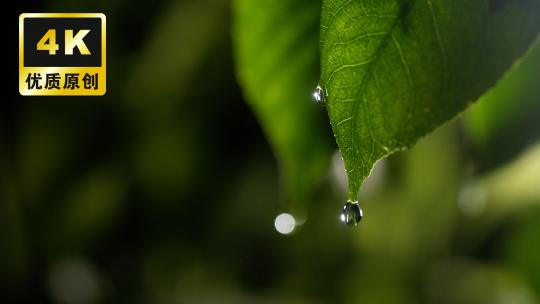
[340,201,363,225]
[313,85,327,106]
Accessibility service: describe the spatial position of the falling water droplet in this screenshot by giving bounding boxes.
[274,213,296,234]
[313,85,327,106]
[340,201,363,225]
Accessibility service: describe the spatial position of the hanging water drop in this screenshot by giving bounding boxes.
[313,85,327,106]
[340,201,363,225]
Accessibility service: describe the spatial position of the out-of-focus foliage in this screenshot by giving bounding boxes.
[233,0,333,209]
[466,39,540,144]
[465,39,540,170]
[3,0,540,304]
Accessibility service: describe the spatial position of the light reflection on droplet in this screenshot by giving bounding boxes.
[313,85,327,106]
[274,213,296,234]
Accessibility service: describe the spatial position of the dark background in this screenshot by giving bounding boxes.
[4,0,540,303]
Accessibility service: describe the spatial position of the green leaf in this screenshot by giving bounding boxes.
[233,0,332,207]
[319,0,540,200]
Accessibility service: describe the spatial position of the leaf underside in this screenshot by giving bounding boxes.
[320,0,540,200]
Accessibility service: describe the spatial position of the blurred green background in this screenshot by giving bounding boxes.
[4,1,540,303]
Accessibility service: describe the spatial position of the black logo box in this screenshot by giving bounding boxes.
[23,17,102,67]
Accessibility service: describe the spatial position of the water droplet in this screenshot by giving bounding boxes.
[313,85,327,106]
[340,201,363,226]
[274,213,296,234]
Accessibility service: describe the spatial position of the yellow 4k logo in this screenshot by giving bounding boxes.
[19,13,106,96]
[37,29,92,55]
